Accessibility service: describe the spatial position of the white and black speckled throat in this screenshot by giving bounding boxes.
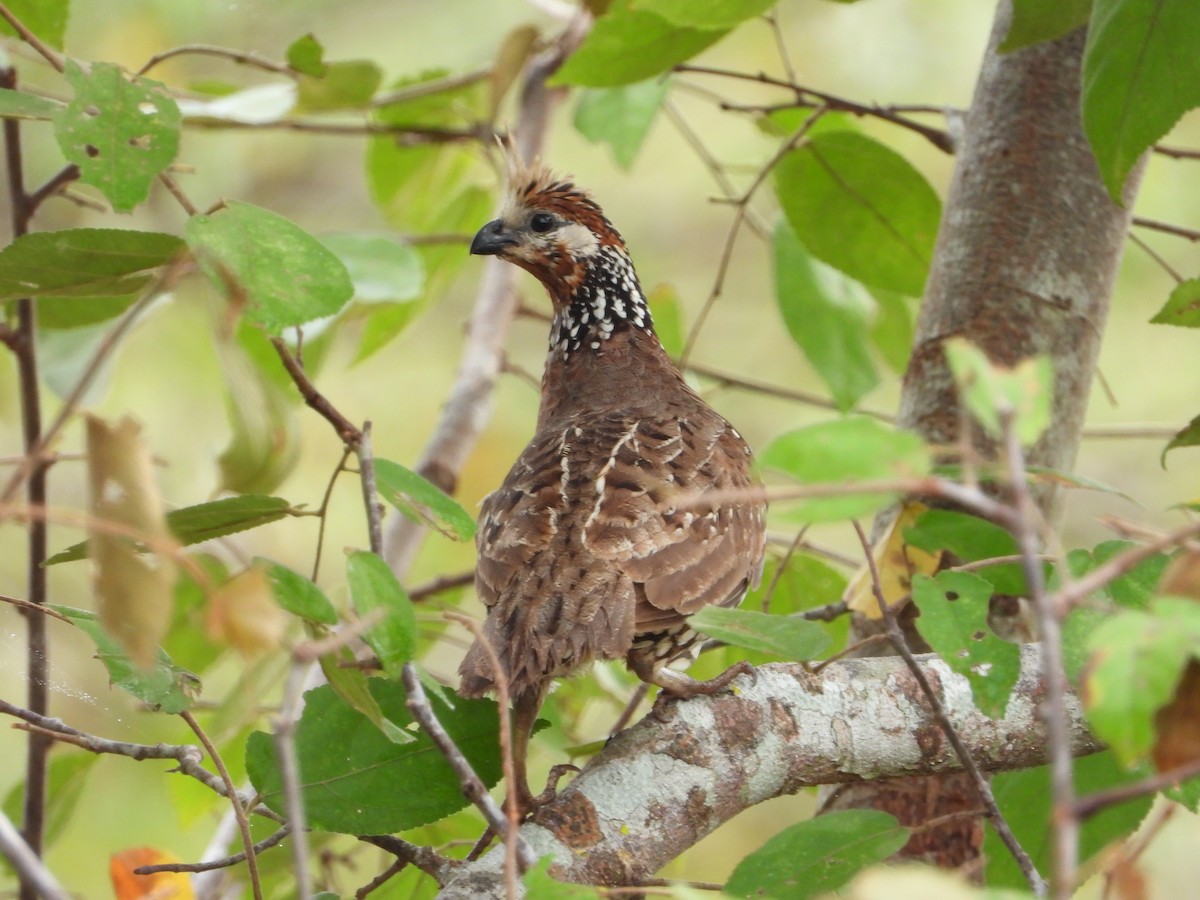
[550,246,654,359]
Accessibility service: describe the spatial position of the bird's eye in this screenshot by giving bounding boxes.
[530,212,557,234]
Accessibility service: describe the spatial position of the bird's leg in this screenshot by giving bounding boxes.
[627,651,755,720]
[507,687,542,818]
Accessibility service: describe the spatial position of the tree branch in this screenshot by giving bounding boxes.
[437,646,1100,897]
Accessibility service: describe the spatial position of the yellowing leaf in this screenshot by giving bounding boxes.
[87,416,177,668]
[845,500,942,619]
[110,847,194,900]
[207,566,288,658]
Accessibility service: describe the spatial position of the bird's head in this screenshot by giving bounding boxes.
[470,163,627,303]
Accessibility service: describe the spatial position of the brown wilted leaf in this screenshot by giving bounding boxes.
[110,847,194,900]
[87,415,177,668]
[1152,550,1200,772]
[206,565,288,658]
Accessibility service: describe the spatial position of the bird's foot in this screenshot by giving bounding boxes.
[528,763,581,812]
[647,661,756,719]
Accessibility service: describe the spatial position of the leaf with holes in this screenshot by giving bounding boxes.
[913,571,1020,718]
[55,62,181,212]
[726,809,909,899]
[245,678,501,833]
[775,130,940,296]
[185,201,353,333]
[690,606,830,662]
[904,508,1025,595]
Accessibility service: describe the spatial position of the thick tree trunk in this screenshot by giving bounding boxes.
[827,0,1142,874]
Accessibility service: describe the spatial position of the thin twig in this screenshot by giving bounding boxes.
[799,599,849,622]
[852,519,1047,896]
[400,663,536,871]
[410,570,475,602]
[271,337,362,446]
[1000,415,1072,899]
[138,43,295,76]
[275,659,316,900]
[1073,758,1200,819]
[136,827,291,874]
[1154,144,1200,160]
[1131,216,1200,243]
[0,810,69,900]
[372,69,488,107]
[357,422,383,555]
[311,448,353,581]
[26,164,80,215]
[357,834,458,884]
[760,526,807,614]
[181,711,264,900]
[1127,231,1184,283]
[447,613,524,893]
[681,105,827,365]
[0,3,63,71]
[684,361,894,420]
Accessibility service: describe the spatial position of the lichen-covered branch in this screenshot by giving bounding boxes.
[437,645,1098,897]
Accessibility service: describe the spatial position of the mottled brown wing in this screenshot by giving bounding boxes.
[581,411,766,634]
[459,423,637,698]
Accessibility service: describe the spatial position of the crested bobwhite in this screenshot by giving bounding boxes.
[458,163,767,811]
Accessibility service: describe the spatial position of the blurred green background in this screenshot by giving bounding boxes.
[2,0,1199,895]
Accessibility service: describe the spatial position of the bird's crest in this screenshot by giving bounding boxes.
[501,159,621,247]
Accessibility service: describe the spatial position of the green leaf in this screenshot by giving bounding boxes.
[375,458,476,541]
[0,87,64,119]
[646,283,684,358]
[632,0,777,28]
[297,60,383,111]
[185,200,354,333]
[1084,597,1200,765]
[574,79,669,170]
[904,508,1025,595]
[913,571,1021,718]
[943,337,1053,446]
[50,605,199,713]
[55,62,181,213]
[320,232,424,304]
[761,417,930,523]
[0,228,182,329]
[773,220,878,411]
[690,606,831,662]
[1151,278,1200,328]
[286,33,327,77]
[347,551,417,677]
[245,678,501,833]
[986,751,1154,890]
[1162,412,1200,468]
[260,560,338,625]
[726,809,909,899]
[0,0,68,48]
[553,4,729,87]
[1082,0,1200,199]
[775,130,940,296]
[1000,0,1090,52]
[46,494,294,565]
[1095,540,1168,609]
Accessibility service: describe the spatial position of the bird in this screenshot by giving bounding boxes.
[458,162,767,814]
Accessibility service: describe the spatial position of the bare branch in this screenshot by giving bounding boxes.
[437,647,1099,897]
[0,810,69,900]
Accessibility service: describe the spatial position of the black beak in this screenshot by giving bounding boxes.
[470,219,519,256]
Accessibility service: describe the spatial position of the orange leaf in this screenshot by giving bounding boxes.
[110,847,194,900]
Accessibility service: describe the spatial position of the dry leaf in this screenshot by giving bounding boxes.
[845,501,942,618]
[87,415,177,668]
[1152,550,1200,772]
[110,847,194,900]
[207,565,287,658]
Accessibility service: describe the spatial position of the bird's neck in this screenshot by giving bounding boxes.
[546,246,655,362]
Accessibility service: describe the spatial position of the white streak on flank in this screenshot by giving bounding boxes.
[583,422,640,547]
